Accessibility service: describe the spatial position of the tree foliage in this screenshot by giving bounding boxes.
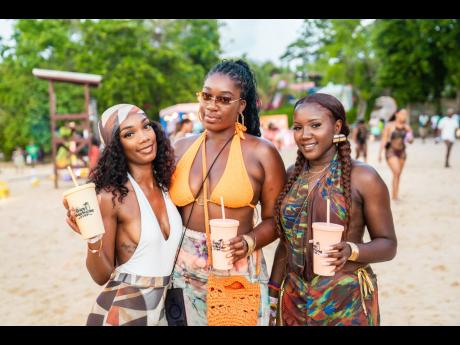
[0,19,221,158]
[282,19,460,118]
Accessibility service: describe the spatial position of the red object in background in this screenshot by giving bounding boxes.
[88,144,101,171]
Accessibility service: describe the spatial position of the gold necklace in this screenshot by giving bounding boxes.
[307,162,330,175]
[305,163,330,197]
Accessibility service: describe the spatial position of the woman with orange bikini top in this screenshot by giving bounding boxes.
[168,59,286,325]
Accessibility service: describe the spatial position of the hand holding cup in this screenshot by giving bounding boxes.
[322,241,352,273]
[226,235,250,264]
[63,197,81,235]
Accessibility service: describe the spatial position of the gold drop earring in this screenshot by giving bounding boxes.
[332,133,346,145]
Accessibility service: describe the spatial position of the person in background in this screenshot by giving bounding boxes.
[25,141,40,168]
[379,109,413,200]
[88,137,101,171]
[431,114,441,143]
[438,108,459,168]
[12,146,25,174]
[171,118,194,144]
[352,119,368,162]
[418,113,430,143]
[263,122,283,150]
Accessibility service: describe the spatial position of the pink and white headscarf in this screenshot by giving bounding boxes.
[98,104,146,147]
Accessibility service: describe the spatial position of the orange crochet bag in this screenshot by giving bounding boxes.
[207,272,260,326]
[200,137,261,326]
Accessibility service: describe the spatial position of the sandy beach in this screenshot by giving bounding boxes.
[1,137,459,325]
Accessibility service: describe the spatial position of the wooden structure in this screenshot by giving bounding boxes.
[32,68,102,188]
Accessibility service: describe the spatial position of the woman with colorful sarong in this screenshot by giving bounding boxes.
[269,93,397,326]
[64,104,182,325]
[169,59,286,325]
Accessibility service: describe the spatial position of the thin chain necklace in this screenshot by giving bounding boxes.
[305,162,331,197]
[307,162,330,175]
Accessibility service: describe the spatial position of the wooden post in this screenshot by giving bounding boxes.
[49,80,58,188]
[84,84,90,114]
[83,83,91,153]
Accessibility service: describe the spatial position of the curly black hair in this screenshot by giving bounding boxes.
[88,121,176,206]
[206,59,261,137]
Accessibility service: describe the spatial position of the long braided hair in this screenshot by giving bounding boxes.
[206,59,261,137]
[274,93,353,247]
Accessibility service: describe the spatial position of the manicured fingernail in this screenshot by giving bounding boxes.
[226,254,233,258]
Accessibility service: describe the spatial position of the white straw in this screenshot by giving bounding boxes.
[326,198,330,224]
[220,196,226,219]
[67,166,79,187]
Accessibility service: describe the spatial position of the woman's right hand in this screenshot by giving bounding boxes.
[63,198,81,235]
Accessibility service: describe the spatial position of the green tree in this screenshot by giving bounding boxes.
[282,20,380,121]
[434,20,460,109]
[373,19,451,112]
[0,19,221,158]
[247,59,285,111]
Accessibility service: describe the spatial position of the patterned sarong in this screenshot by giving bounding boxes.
[170,228,270,326]
[86,271,170,326]
[278,153,380,325]
[279,266,379,325]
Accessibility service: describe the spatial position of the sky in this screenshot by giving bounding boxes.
[0,19,304,66]
[0,19,14,44]
[219,19,304,65]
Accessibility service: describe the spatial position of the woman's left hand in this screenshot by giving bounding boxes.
[226,235,249,264]
[323,241,351,272]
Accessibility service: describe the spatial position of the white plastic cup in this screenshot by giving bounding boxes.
[209,218,239,270]
[63,183,105,239]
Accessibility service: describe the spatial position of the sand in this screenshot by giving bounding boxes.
[0,137,459,325]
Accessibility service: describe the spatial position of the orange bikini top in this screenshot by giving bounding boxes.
[169,123,256,209]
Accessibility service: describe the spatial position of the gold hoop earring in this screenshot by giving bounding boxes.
[332,133,346,144]
[237,112,245,127]
[198,111,203,122]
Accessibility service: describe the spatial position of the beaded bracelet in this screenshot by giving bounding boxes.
[268,279,281,291]
[268,284,280,292]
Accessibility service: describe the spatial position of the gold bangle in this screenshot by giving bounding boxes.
[346,241,359,261]
[242,234,256,257]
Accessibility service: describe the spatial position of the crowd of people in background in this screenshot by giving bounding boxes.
[11,141,43,173]
[5,106,459,177]
[350,108,459,167]
[6,107,459,178]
